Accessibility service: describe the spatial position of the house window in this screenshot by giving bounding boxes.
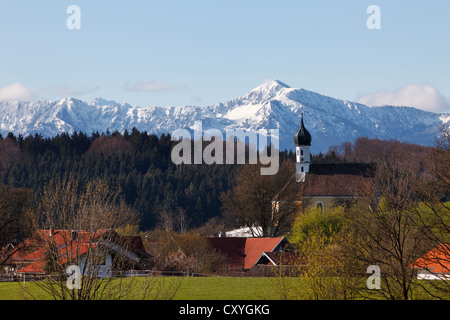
[316,201,324,213]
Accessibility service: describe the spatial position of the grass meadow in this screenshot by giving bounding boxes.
[0,276,445,300]
[0,276,277,300]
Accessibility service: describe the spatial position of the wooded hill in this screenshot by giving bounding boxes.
[0,129,434,231]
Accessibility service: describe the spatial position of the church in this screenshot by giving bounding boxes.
[294,112,376,213]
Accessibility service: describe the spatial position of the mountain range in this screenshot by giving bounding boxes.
[0,80,448,153]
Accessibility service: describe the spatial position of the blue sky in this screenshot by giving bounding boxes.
[0,0,449,112]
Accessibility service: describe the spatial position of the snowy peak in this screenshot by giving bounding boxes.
[252,79,291,91]
[243,79,292,102]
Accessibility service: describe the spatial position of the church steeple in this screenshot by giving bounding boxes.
[294,112,311,147]
[295,112,311,183]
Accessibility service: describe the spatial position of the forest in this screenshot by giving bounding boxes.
[0,128,436,232]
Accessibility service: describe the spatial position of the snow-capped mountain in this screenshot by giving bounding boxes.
[0,80,448,153]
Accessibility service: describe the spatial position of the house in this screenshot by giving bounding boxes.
[224,226,263,237]
[412,244,450,280]
[1,228,151,278]
[206,236,292,271]
[294,112,376,212]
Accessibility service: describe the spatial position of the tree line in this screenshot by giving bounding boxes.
[0,129,236,231]
[0,129,440,234]
[0,129,302,231]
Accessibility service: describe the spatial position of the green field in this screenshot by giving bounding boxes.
[0,276,443,300]
[0,277,276,300]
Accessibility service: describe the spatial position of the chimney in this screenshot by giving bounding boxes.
[71,230,78,241]
[49,228,54,237]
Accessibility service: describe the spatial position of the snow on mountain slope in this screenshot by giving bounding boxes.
[0,80,447,153]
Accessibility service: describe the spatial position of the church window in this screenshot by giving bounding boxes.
[316,201,324,213]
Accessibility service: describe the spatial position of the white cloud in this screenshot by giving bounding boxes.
[357,84,450,113]
[0,83,102,102]
[0,82,35,101]
[124,80,186,93]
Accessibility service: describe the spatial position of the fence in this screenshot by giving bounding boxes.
[1,264,309,282]
[0,269,212,283]
[109,270,212,278]
[0,273,46,282]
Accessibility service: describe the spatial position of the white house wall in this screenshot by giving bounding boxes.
[78,254,113,279]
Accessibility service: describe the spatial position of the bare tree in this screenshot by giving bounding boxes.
[145,229,227,275]
[22,175,179,300]
[343,161,431,300]
[158,209,176,232]
[411,125,450,298]
[176,207,190,234]
[196,217,226,237]
[221,160,300,237]
[158,207,190,234]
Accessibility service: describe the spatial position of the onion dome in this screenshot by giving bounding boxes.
[294,112,311,146]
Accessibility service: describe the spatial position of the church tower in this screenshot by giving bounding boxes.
[294,112,311,183]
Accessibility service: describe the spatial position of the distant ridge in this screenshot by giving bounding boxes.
[0,80,448,153]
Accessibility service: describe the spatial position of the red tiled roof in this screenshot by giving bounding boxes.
[2,229,147,274]
[17,260,45,273]
[207,237,246,270]
[207,237,286,270]
[244,238,284,269]
[125,236,146,253]
[412,244,450,273]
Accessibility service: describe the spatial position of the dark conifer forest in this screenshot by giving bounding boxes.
[0,128,433,231]
[0,129,237,230]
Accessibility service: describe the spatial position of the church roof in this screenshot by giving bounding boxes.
[302,163,376,197]
[309,163,376,176]
[294,113,311,146]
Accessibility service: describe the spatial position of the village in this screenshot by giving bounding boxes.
[0,115,448,301]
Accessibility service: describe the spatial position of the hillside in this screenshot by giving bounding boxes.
[0,130,440,231]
